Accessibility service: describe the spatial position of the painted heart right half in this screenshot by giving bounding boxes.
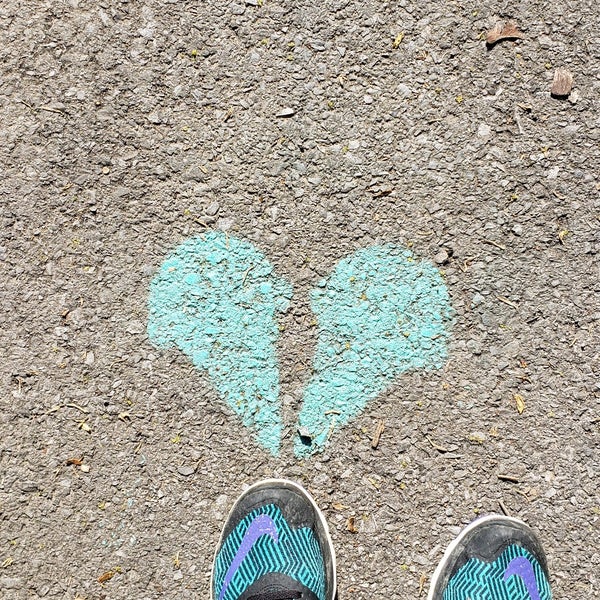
[295,244,453,456]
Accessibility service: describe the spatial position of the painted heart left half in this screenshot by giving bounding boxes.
[147,231,293,456]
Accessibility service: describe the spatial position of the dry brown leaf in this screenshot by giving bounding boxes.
[371,420,385,449]
[66,456,83,466]
[498,473,520,483]
[551,68,573,96]
[78,420,92,433]
[346,516,358,533]
[486,21,525,45]
[418,572,427,597]
[98,567,122,584]
[98,571,115,584]
[514,393,525,414]
[496,295,519,310]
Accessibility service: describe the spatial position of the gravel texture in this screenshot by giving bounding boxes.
[1,1,599,599]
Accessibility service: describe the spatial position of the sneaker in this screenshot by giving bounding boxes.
[428,514,552,600]
[210,479,336,600]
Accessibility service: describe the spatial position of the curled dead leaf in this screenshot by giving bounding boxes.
[275,107,295,118]
[419,572,427,597]
[514,393,525,414]
[551,68,573,97]
[346,516,358,533]
[486,21,525,45]
[392,32,405,49]
[77,420,92,433]
[98,571,115,584]
[371,420,385,449]
[98,566,122,584]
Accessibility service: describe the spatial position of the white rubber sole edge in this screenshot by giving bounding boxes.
[427,514,530,600]
[209,478,337,600]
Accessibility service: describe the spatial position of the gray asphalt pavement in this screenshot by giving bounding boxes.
[1,1,599,598]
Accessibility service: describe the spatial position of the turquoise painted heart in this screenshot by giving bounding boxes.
[147,232,452,456]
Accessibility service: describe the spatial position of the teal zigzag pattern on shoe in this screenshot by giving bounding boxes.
[443,545,551,600]
[213,504,326,600]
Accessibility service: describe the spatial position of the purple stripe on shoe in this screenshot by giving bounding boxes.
[219,514,279,600]
[503,556,541,600]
